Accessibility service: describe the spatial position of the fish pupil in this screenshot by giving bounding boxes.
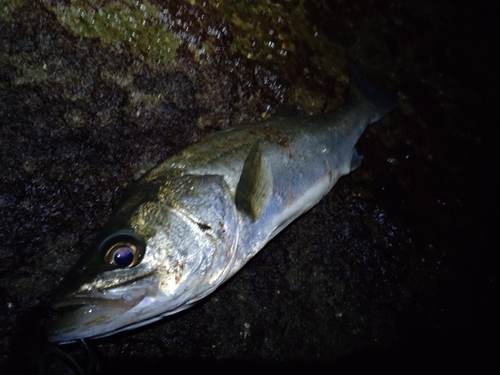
[113,247,134,267]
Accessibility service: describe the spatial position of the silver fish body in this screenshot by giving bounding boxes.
[46,61,398,343]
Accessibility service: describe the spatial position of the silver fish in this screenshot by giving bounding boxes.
[46,61,398,343]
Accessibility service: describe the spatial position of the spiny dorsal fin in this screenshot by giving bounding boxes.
[235,142,273,221]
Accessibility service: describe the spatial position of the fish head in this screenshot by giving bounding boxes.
[46,174,239,343]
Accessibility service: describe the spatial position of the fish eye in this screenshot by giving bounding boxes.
[108,244,135,268]
[101,231,146,268]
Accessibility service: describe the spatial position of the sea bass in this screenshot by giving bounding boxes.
[46,61,398,343]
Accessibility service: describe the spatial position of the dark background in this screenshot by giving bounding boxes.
[1,0,498,373]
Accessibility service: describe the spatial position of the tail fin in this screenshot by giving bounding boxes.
[347,58,399,123]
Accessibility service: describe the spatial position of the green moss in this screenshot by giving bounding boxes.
[100,69,135,88]
[127,92,165,116]
[11,56,48,86]
[0,0,27,19]
[203,0,345,113]
[64,108,86,128]
[220,0,300,61]
[212,0,344,77]
[47,0,178,67]
[40,0,346,113]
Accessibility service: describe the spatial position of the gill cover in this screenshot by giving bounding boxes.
[144,173,240,301]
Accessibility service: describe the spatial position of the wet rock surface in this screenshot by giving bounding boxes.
[1,0,498,373]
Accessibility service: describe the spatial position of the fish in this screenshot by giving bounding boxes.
[45,60,398,344]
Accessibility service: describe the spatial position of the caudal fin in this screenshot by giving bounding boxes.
[347,58,399,123]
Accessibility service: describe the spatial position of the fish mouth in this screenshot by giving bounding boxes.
[46,273,160,343]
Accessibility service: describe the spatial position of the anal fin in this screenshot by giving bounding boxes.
[350,148,364,172]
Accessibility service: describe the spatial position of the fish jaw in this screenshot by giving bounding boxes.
[46,272,162,343]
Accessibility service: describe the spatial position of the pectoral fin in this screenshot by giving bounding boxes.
[236,142,272,221]
[350,148,364,172]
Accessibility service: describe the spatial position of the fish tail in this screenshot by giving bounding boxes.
[347,58,399,123]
